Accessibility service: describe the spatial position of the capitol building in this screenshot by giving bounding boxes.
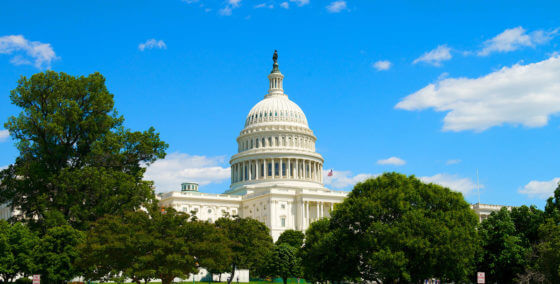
[158,51,348,240]
[0,52,510,242]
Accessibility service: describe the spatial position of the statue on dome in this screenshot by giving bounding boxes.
[273,50,278,63]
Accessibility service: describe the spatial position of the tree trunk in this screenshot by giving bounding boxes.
[283,277,288,284]
[161,275,174,284]
[227,264,236,284]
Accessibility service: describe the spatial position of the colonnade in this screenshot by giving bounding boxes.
[238,134,314,152]
[300,200,333,229]
[231,158,323,184]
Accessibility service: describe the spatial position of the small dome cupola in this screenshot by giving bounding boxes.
[266,50,285,98]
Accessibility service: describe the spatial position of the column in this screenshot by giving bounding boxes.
[242,162,245,181]
[271,158,275,179]
[248,161,252,180]
[279,158,283,178]
[316,201,319,221]
[305,201,310,227]
[255,160,259,180]
[295,159,299,179]
[288,158,292,179]
[320,202,324,218]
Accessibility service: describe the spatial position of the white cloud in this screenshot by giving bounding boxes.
[519,177,560,199]
[420,173,478,195]
[0,130,9,142]
[138,39,167,51]
[446,159,461,165]
[323,170,377,189]
[326,1,347,13]
[478,27,557,56]
[290,0,309,6]
[397,56,560,132]
[280,2,289,9]
[219,6,232,15]
[0,35,57,69]
[144,152,230,192]
[373,60,391,71]
[228,0,242,7]
[377,156,406,166]
[413,45,452,66]
[255,3,273,8]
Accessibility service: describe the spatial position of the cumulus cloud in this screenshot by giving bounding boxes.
[290,0,309,6]
[144,152,230,192]
[255,3,273,8]
[326,1,347,13]
[280,2,289,9]
[219,0,241,15]
[396,56,560,132]
[478,27,558,56]
[138,39,167,51]
[323,170,377,189]
[377,157,406,166]
[446,159,461,165]
[420,173,478,195]
[519,177,560,199]
[373,60,391,71]
[0,35,57,69]
[413,45,452,66]
[0,130,9,142]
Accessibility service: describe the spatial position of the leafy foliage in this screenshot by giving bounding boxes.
[0,71,167,231]
[78,206,230,284]
[325,172,479,283]
[263,244,301,284]
[477,208,528,283]
[300,218,346,283]
[0,221,39,283]
[34,225,84,284]
[276,230,304,248]
[215,217,273,284]
[535,219,560,283]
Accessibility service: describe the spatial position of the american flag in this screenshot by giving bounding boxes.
[327,169,333,177]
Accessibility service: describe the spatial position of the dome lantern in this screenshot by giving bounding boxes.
[266,50,285,98]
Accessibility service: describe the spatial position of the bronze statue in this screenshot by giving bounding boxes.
[273,50,278,63]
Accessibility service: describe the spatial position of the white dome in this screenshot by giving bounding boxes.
[244,95,308,128]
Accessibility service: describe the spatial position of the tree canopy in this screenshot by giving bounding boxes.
[215,217,273,284]
[78,206,229,284]
[276,230,305,248]
[323,172,479,283]
[0,221,38,283]
[263,244,301,284]
[477,207,528,283]
[0,71,167,231]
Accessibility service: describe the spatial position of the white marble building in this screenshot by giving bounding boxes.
[159,51,349,240]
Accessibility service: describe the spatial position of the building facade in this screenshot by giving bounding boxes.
[159,51,348,240]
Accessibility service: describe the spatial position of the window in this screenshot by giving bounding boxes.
[281,204,286,209]
[281,217,286,227]
[208,209,212,214]
[275,163,279,176]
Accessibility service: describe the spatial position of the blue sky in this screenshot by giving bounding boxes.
[1,0,560,208]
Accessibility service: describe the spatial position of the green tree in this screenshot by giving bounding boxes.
[300,218,347,283]
[214,217,273,284]
[78,206,229,284]
[276,230,304,248]
[535,219,560,283]
[263,244,301,284]
[34,225,84,284]
[477,207,528,283]
[0,71,167,232]
[0,221,39,283]
[328,172,479,283]
[545,182,560,222]
[510,205,545,247]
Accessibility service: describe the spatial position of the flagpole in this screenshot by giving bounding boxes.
[476,168,480,205]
